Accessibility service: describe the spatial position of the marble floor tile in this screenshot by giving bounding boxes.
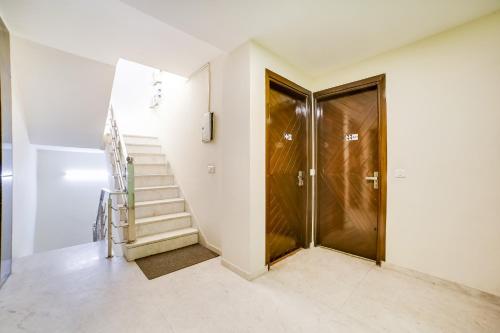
[0,242,498,332]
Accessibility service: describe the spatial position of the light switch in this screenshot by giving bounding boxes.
[207,164,216,174]
[395,168,406,178]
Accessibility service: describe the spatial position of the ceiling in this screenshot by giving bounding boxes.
[1,0,499,149]
[0,0,222,77]
[121,0,500,76]
[2,0,499,77]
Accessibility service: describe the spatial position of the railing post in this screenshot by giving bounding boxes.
[127,156,136,242]
[107,195,113,258]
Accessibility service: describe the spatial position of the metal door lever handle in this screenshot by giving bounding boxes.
[365,172,379,189]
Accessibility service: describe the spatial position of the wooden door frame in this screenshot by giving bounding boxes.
[313,74,387,264]
[265,69,313,266]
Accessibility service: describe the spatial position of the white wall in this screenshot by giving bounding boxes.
[11,75,37,258]
[34,148,107,253]
[217,43,252,275]
[156,63,223,252]
[10,36,115,148]
[110,59,224,253]
[110,59,162,137]
[312,12,500,296]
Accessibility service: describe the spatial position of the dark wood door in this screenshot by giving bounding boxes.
[316,84,382,260]
[266,71,310,264]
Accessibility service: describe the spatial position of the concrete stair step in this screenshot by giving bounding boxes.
[135,185,180,201]
[123,134,160,145]
[126,143,162,154]
[128,153,166,164]
[135,174,174,187]
[124,228,198,261]
[135,198,185,218]
[135,212,192,237]
[134,163,170,176]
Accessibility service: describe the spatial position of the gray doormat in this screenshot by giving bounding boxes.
[135,244,219,280]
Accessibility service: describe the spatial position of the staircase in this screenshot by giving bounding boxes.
[114,134,198,261]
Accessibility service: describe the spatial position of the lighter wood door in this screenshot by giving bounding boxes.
[317,87,379,260]
[266,84,308,264]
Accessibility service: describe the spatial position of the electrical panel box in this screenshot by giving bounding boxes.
[202,112,214,143]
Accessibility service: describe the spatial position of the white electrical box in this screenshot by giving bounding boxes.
[395,168,406,178]
[202,112,214,143]
[207,164,216,174]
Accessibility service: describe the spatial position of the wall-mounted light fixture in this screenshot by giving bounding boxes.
[64,169,108,181]
[150,70,163,109]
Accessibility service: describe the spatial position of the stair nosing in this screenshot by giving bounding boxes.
[136,212,191,224]
[125,228,198,248]
[126,143,161,147]
[135,173,173,177]
[135,185,179,191]
[135,198,184,207]
[123,134,158,139]
[128,152,165,156]
[134,162,168,166]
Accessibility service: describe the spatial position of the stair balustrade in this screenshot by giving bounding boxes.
[93,106,135,257]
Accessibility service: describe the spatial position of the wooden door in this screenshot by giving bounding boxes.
[314,75,386,262]
[266,70,311,265]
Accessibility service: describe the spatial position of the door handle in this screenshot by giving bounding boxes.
[297,171,304,187]
[365,171,379,189]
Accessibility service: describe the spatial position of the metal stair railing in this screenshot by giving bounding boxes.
[93,105,135,257]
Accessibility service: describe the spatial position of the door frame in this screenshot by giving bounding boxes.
[313,74,387,264]
[265,69,313,266]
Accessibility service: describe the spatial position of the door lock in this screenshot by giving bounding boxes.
[297,171,304,187]
[365,171,379,189]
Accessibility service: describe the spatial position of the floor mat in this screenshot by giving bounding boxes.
[135,244,219,280]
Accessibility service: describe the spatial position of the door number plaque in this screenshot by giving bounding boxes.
[345,133,358,141]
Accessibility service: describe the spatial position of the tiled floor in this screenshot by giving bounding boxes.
[0,242,499,332]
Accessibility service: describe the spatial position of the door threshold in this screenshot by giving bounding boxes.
[317,245,380,265]
[268,247,303,269]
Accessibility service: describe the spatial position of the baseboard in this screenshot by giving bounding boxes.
[383,262,500,305]
[221,258,267,281]
[198,237,221,255]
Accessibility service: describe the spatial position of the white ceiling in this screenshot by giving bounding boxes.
[2,0,499,76]
[0,0,222,77]
[121,0,500,76]
[11,37,115,148]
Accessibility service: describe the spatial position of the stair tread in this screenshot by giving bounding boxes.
[135,185,179,191]
[134,162,168,166]
[126,143,161,147]
[135,198,184,206]
[136,212,191,224]
[128,152,165,156]
[125,227,198,248]
[123,134,158,139]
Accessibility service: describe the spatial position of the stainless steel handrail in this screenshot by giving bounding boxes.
[94,188,128,258]
[108,106,136,243]
[93,106,136,258]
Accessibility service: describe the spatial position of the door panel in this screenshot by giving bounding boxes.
[266,75,309,264]
[316,87,379,260]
